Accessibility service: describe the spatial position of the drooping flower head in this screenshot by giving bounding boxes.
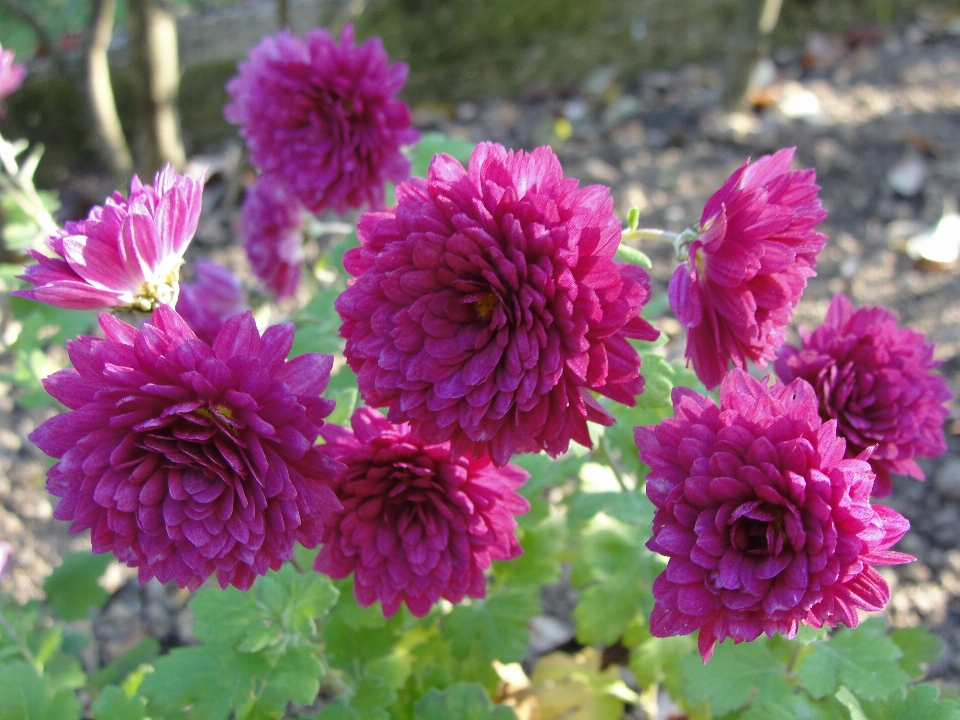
[775,294,951,497]
[669,148,827,389]
[635,370,912,662]
[338,142,660,466]
[315,407,529,617]
[29,306,342,591]
[242,177,305,299]
[15,165,203,311]
[175,260,247,344]
[225,26,419,215]
[0,43,26,113]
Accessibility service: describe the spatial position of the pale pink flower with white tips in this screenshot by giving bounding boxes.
[15,165,203,312]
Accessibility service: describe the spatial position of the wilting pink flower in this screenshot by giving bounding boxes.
[0,43,26,112]
[29,306,342,591]
[315,407,529,617]
[0,540,10,578]
[775,294,951,497]
[242,177,304,299]
[635,370,912,662]
[225,26,418,215]
[669,148,827,389]
[15,165,203,312]
[175,260,247,344]
[338,142,659,466]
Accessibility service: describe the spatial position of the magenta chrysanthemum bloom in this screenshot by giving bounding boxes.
[775,294,952,497]
[314,407,529,617]
[29,306,343,591]
[15,164,203,311]
[225,26,419,215]
[242,177,305,299]
[175,260,247,344]
[635,370,913,662]
[0,43,26,112]
[338,142,659,466]
[669,147,827,389]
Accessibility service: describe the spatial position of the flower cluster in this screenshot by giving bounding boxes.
[15,165,203,312]
[30,306,343,591]
[0,42,26,112]
[669,148,827,389]
[635,370,913,661]
[175,260,247,344]
[775,294,951,496]
[225,26,418,216]
[338,141,659,466]
[242,178,305,299]
[315,408,529,617]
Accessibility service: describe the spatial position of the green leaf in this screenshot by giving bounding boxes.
[42,551,112,621]
[890,626,943,680]
[191,585,262,648]
[568,490,653,527]
[408,133,475,178]
[414,682,516,720]
[91,686,146,720]
[441,585,540,665]
[250,645,324,719]
[625,622,695,695]
[89,639,161,691]
[0,661,82,720]
[796,619,909,701]
[510,451,584,498]
[492,513,566,587]
[680,638,792,717]
[860,683,960,720]
[570,513,659,645]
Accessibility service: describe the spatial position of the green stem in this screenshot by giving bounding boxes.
[595,435,629,492]
[0,610,37,667]
[621,227,681,245]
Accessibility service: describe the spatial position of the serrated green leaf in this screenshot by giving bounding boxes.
[890,626,943,680]
[509,451,584,498]
[324,613,405,678]
[859,682,960,720]
[741,692,849,720]
[492,513,566,587]
[42,551,111,621]
[0,661,82,720]
[680,638,792,717]
[191,585,263,647]
[408,133,475,178]
[796,619,909,701]
[441,586,540,665]
[627,626,695,695]
[414,682,515,720]
[139,645,268,720]
[250,645,324,719]
[278,567,339,636]
[91,686,146,720]
[568,490,653,527]
[237,623,283,654]
[328,578,390,631]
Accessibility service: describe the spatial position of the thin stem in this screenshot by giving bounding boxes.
[621,227,682,245]
[0,609,37,667]
[595,435,630,492]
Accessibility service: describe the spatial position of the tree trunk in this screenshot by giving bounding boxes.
[720,0,783,111]
[128,0,186,173]
[85,0,134,186]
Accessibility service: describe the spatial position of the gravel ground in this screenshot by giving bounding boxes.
[3,11,960,692]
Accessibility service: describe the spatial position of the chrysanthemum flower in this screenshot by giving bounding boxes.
[338,142,659,466]
[29,306,343,591]
[242,177,305,299]
[225,26,418,215]
[314,407,529,617]
[669,148,827,389]
[635,370,912,662]
[775,294,951,497]
[15,165,203,312]
[0,43,26,112]
[175,260,247,344]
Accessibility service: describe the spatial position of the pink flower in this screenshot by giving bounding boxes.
[242,177,304,299]
[0,43,26,112]
[669,148,827,389]
[775,294,951,497]
[314,408,529,617]
[225,26,418,215]
[29,306,342,591]
[338,142,659,466]
[15,165,203,311]
[0,540,10,578]
[635,370,912,662]
[175,260,247,344]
